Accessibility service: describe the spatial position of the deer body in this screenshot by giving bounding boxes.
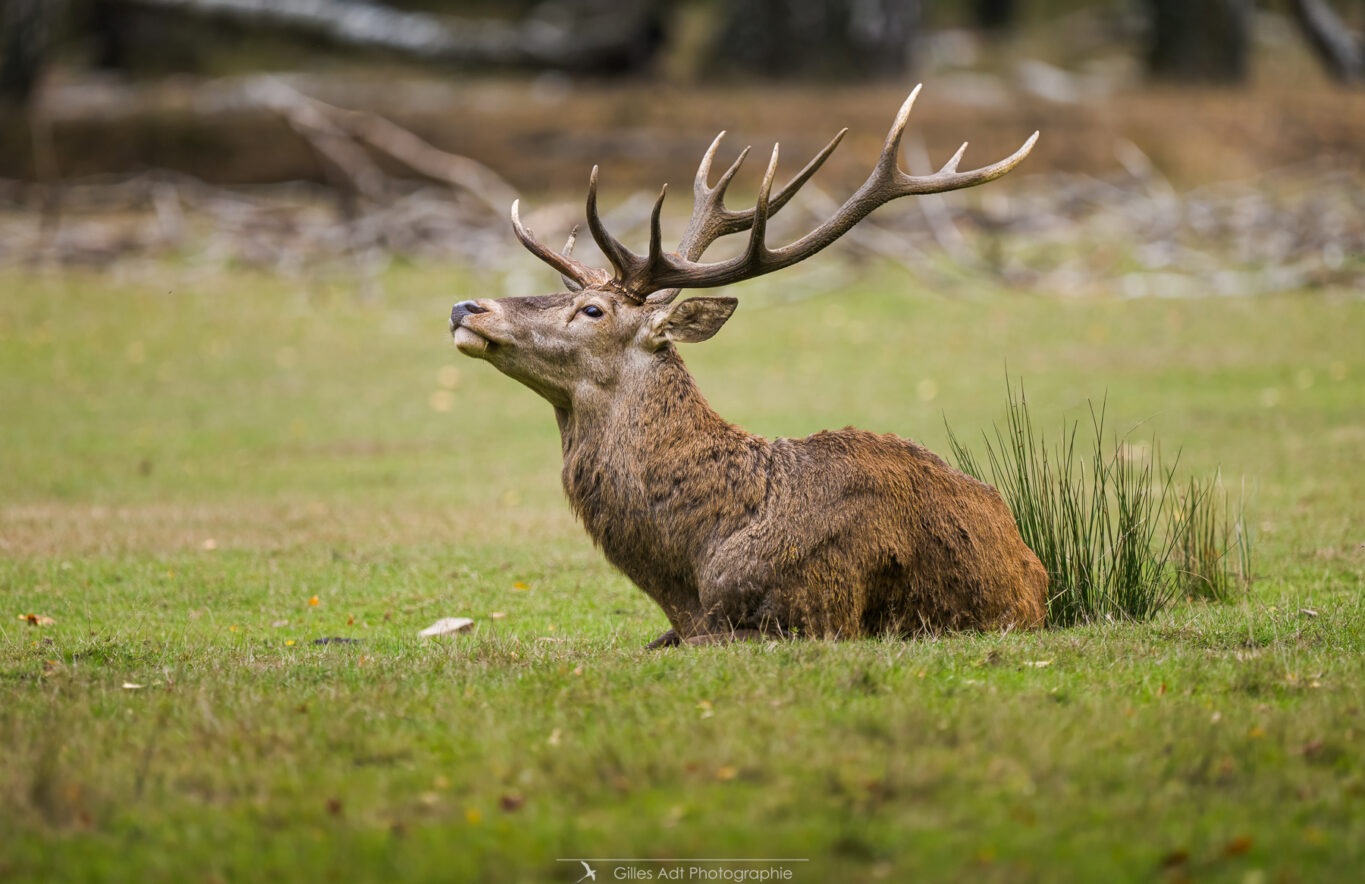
[451,88,1047,644]
[555,346,1045,642]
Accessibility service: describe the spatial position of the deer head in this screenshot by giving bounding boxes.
[450,85,1037,409]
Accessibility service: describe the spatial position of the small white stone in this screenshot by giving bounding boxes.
[418,617,475,638]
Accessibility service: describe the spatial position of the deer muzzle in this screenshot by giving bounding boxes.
[450,299,497,357]
[450,300,490,331]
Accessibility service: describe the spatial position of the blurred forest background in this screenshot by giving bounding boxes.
[3,11,1364,879]
[0,0,1362,295]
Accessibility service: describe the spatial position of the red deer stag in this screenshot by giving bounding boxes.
[450,87,1046,646]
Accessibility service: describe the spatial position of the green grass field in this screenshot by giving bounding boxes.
[2,261,1363,882]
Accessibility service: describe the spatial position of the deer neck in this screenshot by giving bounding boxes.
[555,347,745,576]
[557,347,727,476]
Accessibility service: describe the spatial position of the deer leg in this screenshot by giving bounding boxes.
[691,566,796,644]
[684,629,769,646]
[644,629,681,650]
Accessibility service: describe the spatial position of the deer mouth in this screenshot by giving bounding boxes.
[451,323,499,357]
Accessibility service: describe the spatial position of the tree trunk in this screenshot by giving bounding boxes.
[1145,0,1251,84]
[1,0,58,106]
[973,0,1017,34]
[707,0,921,81]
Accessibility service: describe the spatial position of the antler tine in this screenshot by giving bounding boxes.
[694,131,727,196]
[941,142,968,174]
[674,130,846,264]
[560,226,583,292]
[646,184,668,269]
[644,144,782,306]
[670,140,749,270]
[511,200,606,291]
[585,166,646,287]
[708,144,751,208]
[876,84,920,180]
[646,127,845,304]
[897,130,1039,194]
[766,127,846,219]
[744,143,781,262]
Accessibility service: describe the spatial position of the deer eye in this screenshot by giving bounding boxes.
[580,305,604,319]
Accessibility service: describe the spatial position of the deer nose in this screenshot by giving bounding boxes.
[450,300,490,330]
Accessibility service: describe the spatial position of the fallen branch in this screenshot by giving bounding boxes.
[1290,0,1364,85]
[112,0,665,72]
[252,79,386,201]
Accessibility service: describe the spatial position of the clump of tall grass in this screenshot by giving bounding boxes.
[1171,473,1253,603]
[946,381,1252,626]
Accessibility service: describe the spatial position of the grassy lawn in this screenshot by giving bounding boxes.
[2,261,1362,882]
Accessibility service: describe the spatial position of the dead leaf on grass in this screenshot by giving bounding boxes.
[1223,835,1253,856]
[18,613,56,626]
[1159,848,1189,869]
[1297,739,1325,757]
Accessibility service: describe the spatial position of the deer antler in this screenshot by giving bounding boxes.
[511,85,1039,303]
[511,117,844,300]
[511,203,610,291]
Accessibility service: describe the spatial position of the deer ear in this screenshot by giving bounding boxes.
[651,297,738,345]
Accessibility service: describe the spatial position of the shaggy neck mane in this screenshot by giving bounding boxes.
[556,347,740,517]
[554,347,761,615]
